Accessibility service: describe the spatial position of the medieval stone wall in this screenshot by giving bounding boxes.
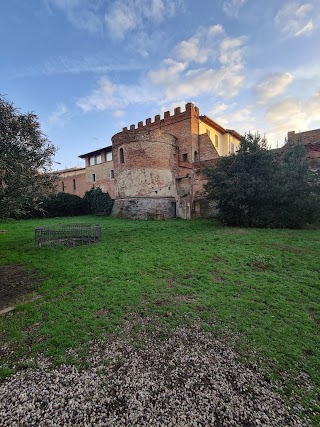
[112,197,176,220]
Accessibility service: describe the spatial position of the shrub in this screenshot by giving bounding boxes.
[41,192,85,217]
[82,187,114,215]
[205,132,320,228]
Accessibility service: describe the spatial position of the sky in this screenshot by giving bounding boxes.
[1,0,320,170]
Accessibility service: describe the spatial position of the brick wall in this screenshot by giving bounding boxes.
[85,160,116,198]
[55,168,87,197]
[112,128,178,199]
[288,129,320,145]
[287,129,320,162]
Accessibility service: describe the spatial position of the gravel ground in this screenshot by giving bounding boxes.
[0,315,310,426]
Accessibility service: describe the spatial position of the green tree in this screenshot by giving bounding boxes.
[205,132,320,228]
[83,187,113,215]
[0,96,57,218]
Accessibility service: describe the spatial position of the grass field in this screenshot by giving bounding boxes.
[0,216,319,424]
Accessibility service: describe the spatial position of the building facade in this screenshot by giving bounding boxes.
[55,103,241,219]
[287,128,320,162]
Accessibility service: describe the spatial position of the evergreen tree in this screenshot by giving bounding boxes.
[205,132,320,228]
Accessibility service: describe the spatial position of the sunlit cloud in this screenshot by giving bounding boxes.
[76,23,248,113]
[259,90,320,146]
[254,72,294,103]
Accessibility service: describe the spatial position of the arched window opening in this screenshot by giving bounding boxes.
[119,148,124,163]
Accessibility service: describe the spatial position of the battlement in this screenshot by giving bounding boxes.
[120,103,199,133]
[288,128,320,145]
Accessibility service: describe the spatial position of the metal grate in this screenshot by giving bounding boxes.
[35,224,102,247]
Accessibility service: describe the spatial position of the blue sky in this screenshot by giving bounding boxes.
[1,0,320,169]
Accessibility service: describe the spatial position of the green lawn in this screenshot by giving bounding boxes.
[0,216,319,423]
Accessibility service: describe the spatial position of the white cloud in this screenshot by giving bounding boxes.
[148,59,187,85]
[222,0,247,18]
[46,0,183,39]
[45,0,104,35]
[45,103,69,129]
[213,105,260,136]
[13,54,142,78]
[77,78,117,112]
[219,36,247,66]
[254,72,294,103]
[77,23,248,112]
[264,91,320,144]
[113,110,125,118]
[150,26,247,101]
[275,2,316,37]
[105,3,137,39]
[76,77,158,112]
[208,24,224,36]
[174,25,225,64]
[104,0,183,39]
[208,103,229,117]
[175,38,209,64]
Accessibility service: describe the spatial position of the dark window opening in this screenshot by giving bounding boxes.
[110,169,114,179]
[92,173,96,183]
[73,179,76,191]
[62,181,65,192]
[194,151,198,162]
[182,153,188,162]
[119,148,124,163]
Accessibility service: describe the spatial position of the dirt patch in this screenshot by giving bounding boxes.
[0,265,40,310]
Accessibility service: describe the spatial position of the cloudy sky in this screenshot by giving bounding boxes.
[1,0,320,169]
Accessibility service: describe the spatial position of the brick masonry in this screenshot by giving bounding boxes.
[287,129,320,161]
[55,103,241,219]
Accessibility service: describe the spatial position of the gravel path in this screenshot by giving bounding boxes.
[0,316,310,426]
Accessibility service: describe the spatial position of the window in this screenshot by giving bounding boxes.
[119,148,124,163]
[215,135,219,148]
[230,143,235,154]
[62,181,65,192]
[182,153,188,162]
[96,154,102,164]
[89,156,95,166]
[73,179,76,191]
[206,129,210,137]
[110,169,114,179]
[92,173,96,183]
[194,151,199,162]
[106,152,112,162]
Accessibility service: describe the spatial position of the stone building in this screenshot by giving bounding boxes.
[287,128,320,162]
[55,103,241,219]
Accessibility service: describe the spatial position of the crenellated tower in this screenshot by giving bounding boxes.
[111,103,201,219]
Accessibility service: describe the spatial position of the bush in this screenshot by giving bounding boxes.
[83,187,114,215]
[41,192,85,217]
[205,133,320,228]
